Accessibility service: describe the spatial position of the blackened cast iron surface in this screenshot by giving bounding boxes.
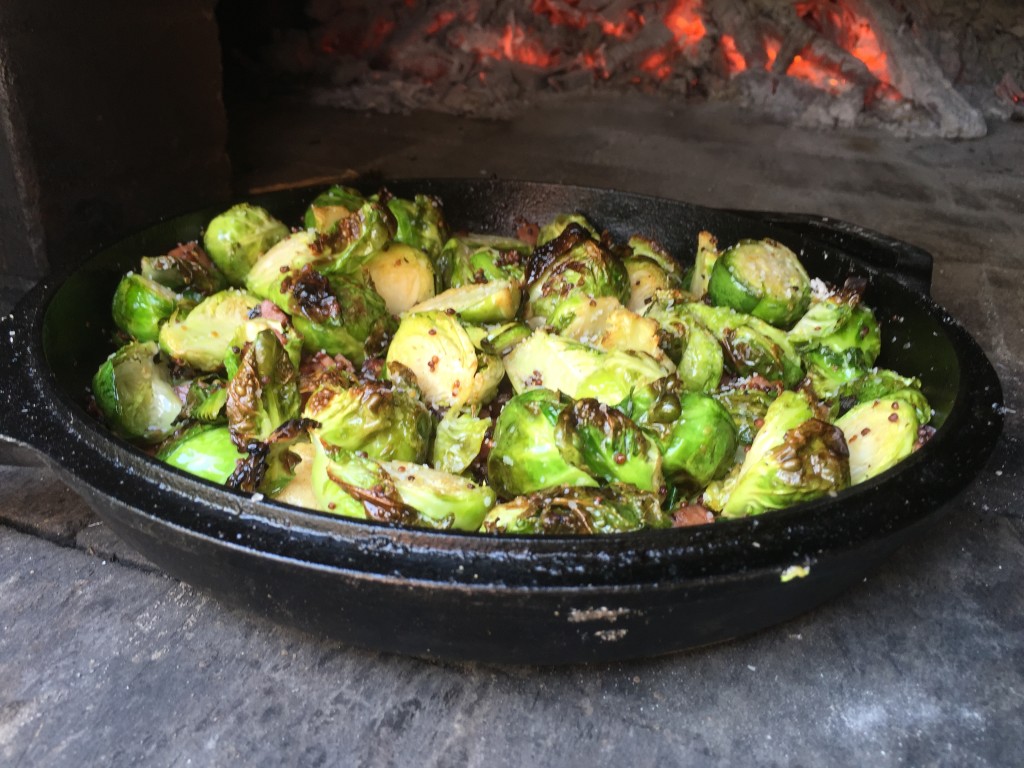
[0,179,1003,664]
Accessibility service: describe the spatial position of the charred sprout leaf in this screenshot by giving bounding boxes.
[789,286,881,367]
[311,439,412,522]
[317,200,397,272]
[708,238,811,328]
[92,341,182,443]
[555,398,665,494]
[432,410,490,475]
[226,329,301,448]
[303,185,366,232]
[203,204,289,285]
[487,389,598,499]
[304,377,433,463]
[141,241,227,296]
[524,224,629,326]
[111,273,183,343]
[549,295,669,365]
[283,265,395,364]
[713,382,780,446]
[379,461,496,531]
[623,256,678,313]
[181,375,228,423]
[384,193,448,260]
[158,289,261,372]
[641,291,723,391]
[157,423,247,483]
[408,279,521,324]
[365,243,437,315]
[625,379,738,489]
[481,483,671,535]
[270,440,318,509]
[441,234,530,290]
[835,396,920,484]
[536,213,600,246]
[709,391,850,518]
[627,235,685,284]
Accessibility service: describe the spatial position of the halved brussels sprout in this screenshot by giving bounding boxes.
[556,398,665,494]
[270,440,318,509]
[380,461,496,531]
[790,297,881,369]
[481,483,671,535]
[642,291,723,391]
[92,341,182,444]
[441,234,531,290]
[245,230,325,309]
[479,322,532,357]
[283,265,395,364]
[536,213,600,246]
[311,439,407,522]
[623,256,676,313]
[432,410,490,475]
[707,238,811,328]
[158,289,261,372]
[203,204,289,285]
[304,376,433,463]
[548,295,669,364]
[111,273,182,342]
[141,241,227,297]
[524,224,629,326]
[384,192,448,260]
[226,329,301,447]
[407,279,521,324]
[627,235,685,283]
[158,424,247,483]
[487,389,598,499]
[835,396,920,484]
[319,200,397,273]
[365,243,437,315]
[180,375,228,423]
[713,382,780,446]
[708,391,850,518]
[688,231,720,298]
[303,185,365,232]
[625,379,738,489]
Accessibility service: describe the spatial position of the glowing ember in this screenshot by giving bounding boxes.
[720,34,747,74]
[641,51,673,80]
[764,37,781,70]
[425,11,458,37]
[787,54,850,93]
[664,0,706,52]
[477,24,556,69]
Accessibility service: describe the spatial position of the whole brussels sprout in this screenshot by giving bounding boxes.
[92,341,182,444]
[141,241,227,297]
[790,285,881,368]
[524,224,629,326]
[111,273,183,343]
[226,329,301,448]
[487,389,598,499]
[158,289,261,372]
[707,391,850,518]
[707,238,811,328]
[365,243,437,315]
[440,234,531,289]
[158,424,248,484]
[481,483,671,535]
[304,376,433,463]
[203,203,289,285]
[282,265,395,364]
[625,378,738,489]
[555,398,665,494]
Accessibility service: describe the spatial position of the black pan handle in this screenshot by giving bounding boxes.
[729,210,934,296]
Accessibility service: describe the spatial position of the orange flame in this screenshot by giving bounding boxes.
[664,0,706,50]
[477,24,557,69]
[720,34,747,73]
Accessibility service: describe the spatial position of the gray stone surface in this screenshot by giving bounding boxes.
[2,97,1023,765]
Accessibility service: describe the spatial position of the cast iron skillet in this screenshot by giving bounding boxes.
[0,179,1003,664]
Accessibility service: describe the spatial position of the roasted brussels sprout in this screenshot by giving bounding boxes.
[622,255,678,313]
[158,424,249,484]
[282,265,395,364]
[487,389,598,499]
[180,375,228,423]
[556,398,665,494]
[688,231,720,298]
[111,273,183,343]
[226,329,301,447]
[549,295,669,364]
[320,200,397,272]
[789,283,881,366]
[92,341,182,444]
[245,231,326,309]
[536,213,600,246]
[141,241,227,297]
[303,185,365,232]
[158,289,261,372]
[707,238,811,328]
[203,203,289,285]
[835,396,921,484]
[524,224,629,326]
[642,291,723,392]
[432,410,490,475]
[304,375,433,463]
[481,483,671,535]
[441,234,530,289]
[408,279,522,324]
[713,380,781,445]
[707,391,850,518]
[365,243,437,315]
[380,461,495,530]
[625,378,738,489]
[383,192,448,260]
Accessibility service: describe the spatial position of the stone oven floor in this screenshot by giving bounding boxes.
[2,96,1022,766]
